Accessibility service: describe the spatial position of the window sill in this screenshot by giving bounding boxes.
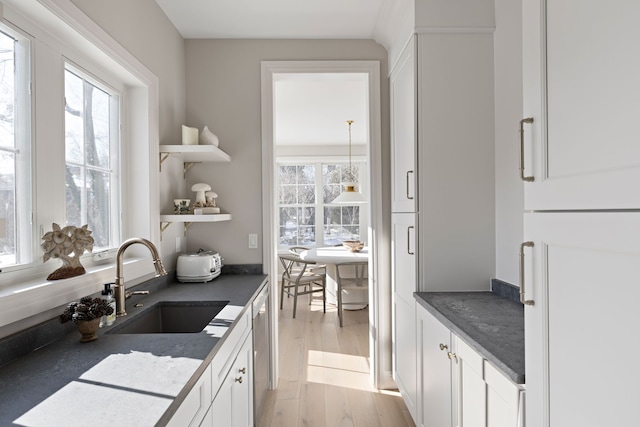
[0,258,156,333]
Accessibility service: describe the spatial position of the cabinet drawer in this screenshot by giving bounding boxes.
[211,308,251,397]
[167,363,212,427]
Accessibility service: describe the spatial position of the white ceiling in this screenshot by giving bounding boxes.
[154,0,387,40]
[274,73,369,146]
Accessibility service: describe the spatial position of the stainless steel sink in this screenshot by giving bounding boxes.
[107,301,229,334]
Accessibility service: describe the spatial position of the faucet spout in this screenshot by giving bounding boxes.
[114,237,167,317]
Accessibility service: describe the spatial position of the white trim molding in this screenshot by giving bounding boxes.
[261,60,389,390]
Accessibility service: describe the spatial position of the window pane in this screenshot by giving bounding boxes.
[278,206,315,246]
[87,169,109,248]
[322,164,340,184]
[297,165,315,184]
[65,68,118,250]
[64,71,84,164]
[298,184,315,204]
[88,85,110,169]
[0,151,16,265]
[279,185,296,204]
[0,32,15,149]
[278,165,297,184]
[65,164,82,226]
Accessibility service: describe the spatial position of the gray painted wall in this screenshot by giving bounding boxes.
[183,39,390,265]
[494,0,524,286]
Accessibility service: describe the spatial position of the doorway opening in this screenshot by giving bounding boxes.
[260,61,388,395]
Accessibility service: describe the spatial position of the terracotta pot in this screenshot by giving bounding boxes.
[76,318,101,342]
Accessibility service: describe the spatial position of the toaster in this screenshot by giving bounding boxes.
[176,251,222,283]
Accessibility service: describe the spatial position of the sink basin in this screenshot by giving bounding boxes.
[107,301,229,334]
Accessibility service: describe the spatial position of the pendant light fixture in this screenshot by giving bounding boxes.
[332,120,367,204]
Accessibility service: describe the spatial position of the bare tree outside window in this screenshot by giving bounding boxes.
[64,69,116,250]
[277,162,363,248]
[0,31,19,265]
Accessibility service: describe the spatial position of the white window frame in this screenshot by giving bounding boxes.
[0,0,160,334]
[0,22,32,268]
[276,159,368,250]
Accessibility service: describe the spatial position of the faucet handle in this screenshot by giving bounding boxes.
[125,290,150,299]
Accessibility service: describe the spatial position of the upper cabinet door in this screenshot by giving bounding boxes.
[523,0,640,210]
[390,36,417,213]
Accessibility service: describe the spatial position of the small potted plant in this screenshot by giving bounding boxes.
[60,296,114,342]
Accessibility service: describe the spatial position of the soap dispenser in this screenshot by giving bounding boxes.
[101,283,116,327]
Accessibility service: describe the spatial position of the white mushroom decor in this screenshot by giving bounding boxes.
[41,223,94,280]
[191,183,211,207]
[204,191,220,213]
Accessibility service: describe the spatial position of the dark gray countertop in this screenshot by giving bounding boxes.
[414,291,524,384]
[0,274,267,426]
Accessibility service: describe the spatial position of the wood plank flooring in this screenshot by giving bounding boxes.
[257,292,415,427]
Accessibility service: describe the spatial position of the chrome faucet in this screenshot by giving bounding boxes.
[115,237,167,316]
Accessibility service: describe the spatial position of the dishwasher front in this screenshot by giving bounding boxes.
[252,283,270,420]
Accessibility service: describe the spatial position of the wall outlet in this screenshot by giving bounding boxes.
[175,236,181,253]
[248,233,258,249]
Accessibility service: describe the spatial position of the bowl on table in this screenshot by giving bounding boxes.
[342,240,364,253]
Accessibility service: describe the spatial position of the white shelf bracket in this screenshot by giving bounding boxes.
[183,222,193,236]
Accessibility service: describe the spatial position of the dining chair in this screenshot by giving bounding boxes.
[334,261,368,327]
[279,253,326,318]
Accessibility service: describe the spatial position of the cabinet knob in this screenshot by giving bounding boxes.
[447,352,458,363]
[235,377,243,383]
[238,367,246,374]
[439,343,448,351]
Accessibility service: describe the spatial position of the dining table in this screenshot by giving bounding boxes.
[299,246,369,309]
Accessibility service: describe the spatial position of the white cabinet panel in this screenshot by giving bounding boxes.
[522,0,640,210]
[390,36,417,213]
[393,297,417,421]
[167,364,212,427]
[417,306,453,427]
[524,212,640,427]
[391,213,417,304]
[485,362,520,427]
[457,338,486,427]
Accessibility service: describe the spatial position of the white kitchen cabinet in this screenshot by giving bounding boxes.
[169,308,253,427]
[485,362,521,427]
[158,144,232,238]
[416,305,455,427]
[390,35,417,214]
[167,364,213,427]
[415,303,524,427]
[457,338,486,427]
[523,212,640,427]
[391,212,418,421]
[522,0,640,210]
[208,332,254,427]
[391,213,417,305]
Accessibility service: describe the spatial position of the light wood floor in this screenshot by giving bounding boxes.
[257,292,415,427]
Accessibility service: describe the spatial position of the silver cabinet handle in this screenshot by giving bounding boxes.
[519,118,535,182]
[439,343,448,351]
[238,367,246,374]
[406,170,414,200]
[407,226,415,255]
[519,241,535,305]
[447,352,458,363]
[235,377,243,383]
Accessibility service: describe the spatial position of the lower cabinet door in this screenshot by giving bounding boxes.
[485,361,520,427]
[457,338,486,427]
[524,212,640,427]
[209,332,254,427]
[393,296,417,422]
[417,306,453,427]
